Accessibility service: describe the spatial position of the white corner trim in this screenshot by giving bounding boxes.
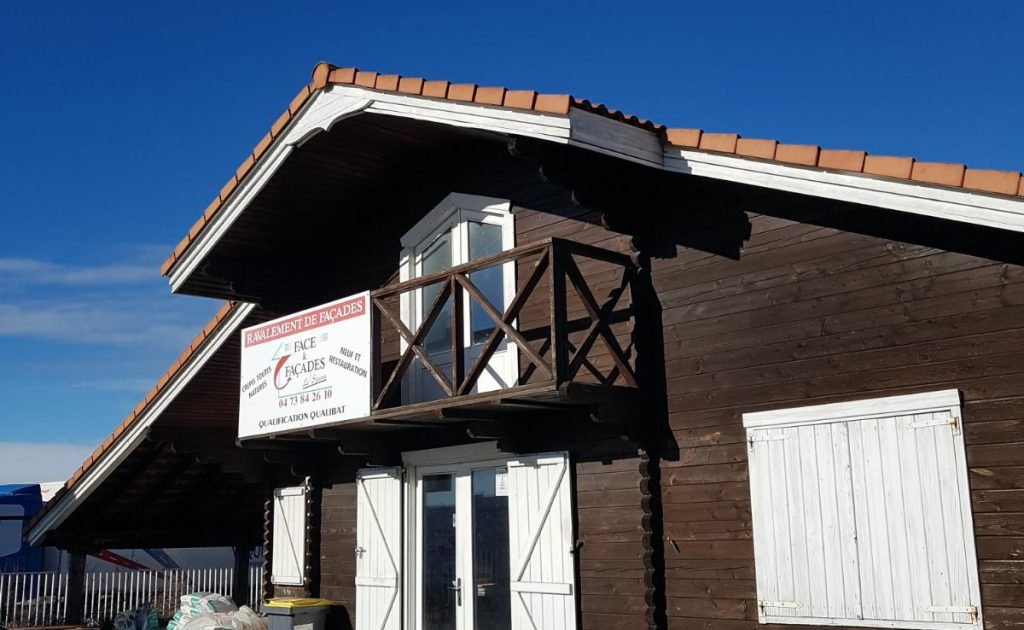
[666,148,1024,234]
[742,389,962,430]
[25,302,257,545]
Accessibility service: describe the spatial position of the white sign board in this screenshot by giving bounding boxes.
[239,292,371,438]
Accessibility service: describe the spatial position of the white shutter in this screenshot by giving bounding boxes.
[355,468,401,630]
[271,486,307,586]
[744,390,983,629]
[747,424,860,622]
[848,411,980,626]
[507,452,577,630]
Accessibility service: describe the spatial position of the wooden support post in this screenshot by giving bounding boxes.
[65,550,87,625]
[232,546,252,607]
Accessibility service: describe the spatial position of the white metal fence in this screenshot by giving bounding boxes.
[0,566,263,628]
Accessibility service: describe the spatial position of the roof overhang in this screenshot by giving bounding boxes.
[665,148,1024,234]
[26,302,257,547]
[165,84,662,293]
[164,67,1024,293]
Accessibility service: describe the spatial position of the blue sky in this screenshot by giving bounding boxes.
[1,1,1022,482]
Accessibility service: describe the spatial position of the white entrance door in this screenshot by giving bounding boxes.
[404,448,577,630]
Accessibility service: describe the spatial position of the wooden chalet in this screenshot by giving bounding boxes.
[32,61,1024,630]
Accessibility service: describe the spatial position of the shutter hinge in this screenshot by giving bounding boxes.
[924,605,978,620]
[910,415,960,434]
[759,600,801,611]
[748,431,788,448]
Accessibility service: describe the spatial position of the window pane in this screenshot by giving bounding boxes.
[423,475,457,630]
[472,468,511,630]
[421,230,453,356]
[467,221,504,345]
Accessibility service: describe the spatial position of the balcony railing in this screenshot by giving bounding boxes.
[367,237,638,420]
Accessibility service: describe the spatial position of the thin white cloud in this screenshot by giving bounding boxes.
[0,300,200,345]
[0,442,95,485]
[70,378,155,392]
[0,258,154,286]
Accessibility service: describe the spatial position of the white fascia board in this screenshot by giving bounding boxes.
[742,388,962,430]
[25,302,257,546]
[666,148,1024,233]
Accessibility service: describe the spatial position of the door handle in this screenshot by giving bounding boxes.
[448,577,462,606]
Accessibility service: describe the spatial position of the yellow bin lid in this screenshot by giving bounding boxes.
[264,598,332,609]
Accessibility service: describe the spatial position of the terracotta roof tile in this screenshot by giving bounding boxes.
[448,83,477,102]
[375,74,401,92]
[422,80,450,98]
[736,138,777,160]
[776,143,820,166]
[962,169,1021,196]
[864,155,914,179]
[503,90,537,110]
[354,71,378,88]
[819,149,866,172]
[311,62,331,89]
[911,162,966,187]
[665,128,702,148]
[269,110,291,138]
[398,77,425,95]
[328,67,357,84]
[160,61,1024,278]
[534,94,572,115]
[203,198,222,221]
[172,236,190,260]
[187,216,206,241]
[159,256,175,277]
[699,133,739,154]
[287,85,312,115]
[219,176,238,203]
[235,155,256,181]
[474,87,506,106]
[252,133,274,161]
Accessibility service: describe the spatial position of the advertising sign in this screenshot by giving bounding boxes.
[239,292,371,438]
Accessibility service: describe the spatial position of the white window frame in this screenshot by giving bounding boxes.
[743,389,983,629]
[271,485,308,587]
[399,193,518,403]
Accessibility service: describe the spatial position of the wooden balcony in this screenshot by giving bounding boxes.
[359,236,639,427]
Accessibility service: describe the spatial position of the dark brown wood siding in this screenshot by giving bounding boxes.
[300,162,1024,630]
[651,202,1024,630]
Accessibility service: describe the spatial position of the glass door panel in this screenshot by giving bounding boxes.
[471,467,511,630]
[413,461,513,630]
[422,474,457,630]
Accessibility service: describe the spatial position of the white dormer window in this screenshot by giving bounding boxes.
[400,193,517,402]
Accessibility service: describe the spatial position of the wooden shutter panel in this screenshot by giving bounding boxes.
[746,390,983,629]
[847,411,980,626]
[747,425,860,622]
[355,468,401,630]
[271,486,307,586]
[507,452,577,630]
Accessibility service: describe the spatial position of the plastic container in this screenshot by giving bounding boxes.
[261,599,332,630]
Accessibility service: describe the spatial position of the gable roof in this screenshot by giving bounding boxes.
[160,61,1024,278]
[25,300,250,543]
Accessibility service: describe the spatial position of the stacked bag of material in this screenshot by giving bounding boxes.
[167,593,267,630]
